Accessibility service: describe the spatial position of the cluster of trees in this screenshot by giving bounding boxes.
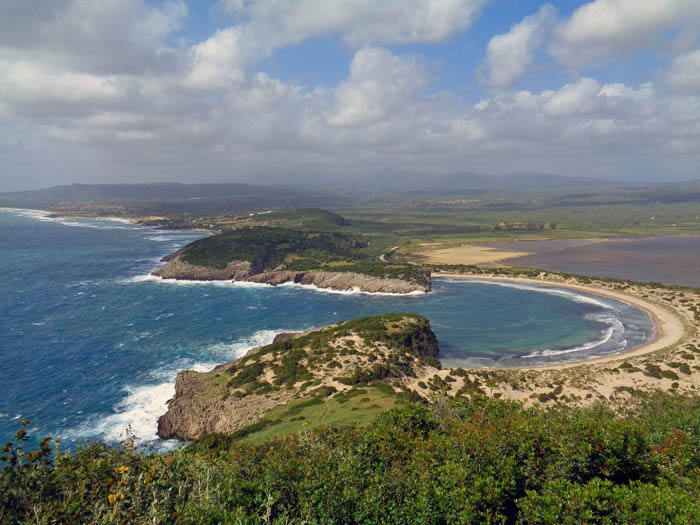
[493,222,557,232]
[2,393,699,523]
[180,227,368,270]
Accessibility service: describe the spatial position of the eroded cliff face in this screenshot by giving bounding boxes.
[152,258,254,280]
[152,256,431,293]
[246,270,430,293]
[156,364,280,439]
[157,314,440,440]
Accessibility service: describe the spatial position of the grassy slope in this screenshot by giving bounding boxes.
[241,384,398,444]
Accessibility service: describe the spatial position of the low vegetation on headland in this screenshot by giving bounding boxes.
[152,226,431,292]
[157,314,439,440]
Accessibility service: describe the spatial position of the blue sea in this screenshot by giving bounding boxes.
[0,208,654,447]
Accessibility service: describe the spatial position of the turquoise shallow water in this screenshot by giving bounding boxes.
[0,208,654,447]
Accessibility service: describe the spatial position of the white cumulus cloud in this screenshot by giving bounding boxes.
[551,0,700,68]
[481,4,556,88]
[667,49,700,92]
[214,0,490,46]
[327,47,429,127]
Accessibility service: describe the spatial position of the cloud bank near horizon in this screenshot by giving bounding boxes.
[1,0,699,191]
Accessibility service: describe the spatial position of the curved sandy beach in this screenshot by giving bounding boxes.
[433,272,688,370]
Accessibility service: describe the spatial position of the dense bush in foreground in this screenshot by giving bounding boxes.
[2,394,700,523]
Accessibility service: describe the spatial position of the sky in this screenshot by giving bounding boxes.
[1,0,700,191]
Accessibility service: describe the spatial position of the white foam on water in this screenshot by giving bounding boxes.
[144,234,194,242]
[120,274,275,288]
[65,329,283,445]
[102,217,134,225]
[121,273,426,297]
[523,313,626,357]
[1,207,49,216]
[203,329,281,359]
[119,273,163,284]
[3,208,136,230]
[277,281,427,297]
[43,217,132,230]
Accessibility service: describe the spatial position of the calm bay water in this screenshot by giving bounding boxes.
[498,236,700,287]
[0,209,653,447]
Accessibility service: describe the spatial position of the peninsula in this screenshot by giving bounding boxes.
[158,313,440,440]
[152,226,431,294]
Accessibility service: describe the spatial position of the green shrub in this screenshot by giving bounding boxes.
[643,363,663,379]
[4,394,700,523]
[667,361,692,375]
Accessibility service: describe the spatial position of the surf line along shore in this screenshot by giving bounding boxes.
[433,272,687,371]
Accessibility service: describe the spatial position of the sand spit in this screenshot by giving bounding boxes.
[408,244,532,265]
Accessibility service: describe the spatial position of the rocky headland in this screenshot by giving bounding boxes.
[157,314,440,440]
[153,258,429,293]
[151,226,431,293]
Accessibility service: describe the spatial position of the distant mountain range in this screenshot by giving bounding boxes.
[1,182,295,203]
[410,172,609,190]
[0,182,347,214]
[2,175,698,213]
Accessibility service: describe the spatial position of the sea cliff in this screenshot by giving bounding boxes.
[153,256,430,293]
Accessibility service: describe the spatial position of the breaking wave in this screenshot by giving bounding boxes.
[64,330,282,445]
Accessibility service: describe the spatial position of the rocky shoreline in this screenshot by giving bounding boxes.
[152,256,431,294]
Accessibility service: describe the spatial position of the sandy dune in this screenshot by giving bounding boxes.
[409,244,532,265]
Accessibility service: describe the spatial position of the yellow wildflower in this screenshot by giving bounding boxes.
[118,466,129,473]
[107,493,124,504]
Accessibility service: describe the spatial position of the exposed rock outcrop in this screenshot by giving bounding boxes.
[152,258,254,281]
[157,365,281,440]
[246,270,430,293]
[152,256,431,293]
[272,332,303,343]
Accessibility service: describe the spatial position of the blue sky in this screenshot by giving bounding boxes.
[166,0,663,97]
[1,0,699,190]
